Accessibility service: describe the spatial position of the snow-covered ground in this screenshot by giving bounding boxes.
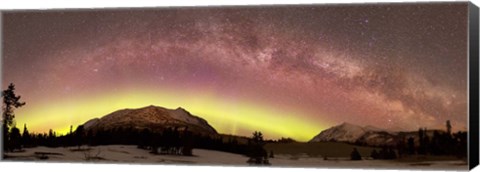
[4,145,468,170]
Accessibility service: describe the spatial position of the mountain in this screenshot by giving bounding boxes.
[309,122,397,146]
[82,105,218,136]
[309,122,367,143]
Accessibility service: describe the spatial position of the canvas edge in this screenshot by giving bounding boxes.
[469,1,480,170]
[0,1,470,14]
[0,10,4,161]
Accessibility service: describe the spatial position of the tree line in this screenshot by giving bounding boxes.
[358,120,468,160]
[395,120,467,158]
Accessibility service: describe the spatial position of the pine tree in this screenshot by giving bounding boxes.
[74,125,85,149]
[269,150,274,158]
[9,127,21,151]
[446,120,452,135]
[370,149,379,159]
[2,83,26,153]
[350,148,362,160]
[181,127,193,156]
[2,83,26,128]
[407,137,415,155]
[247,131,269,165]
[22,124,30,148]
[418,128,427,154]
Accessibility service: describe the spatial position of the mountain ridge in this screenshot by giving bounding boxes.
[309,122,398,146]
[82,105,218,136]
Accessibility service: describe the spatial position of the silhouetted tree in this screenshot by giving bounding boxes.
[150,132,161,154]
[387,148,397,159]
[172,127,180,155]
[22,124,31,148]
[138,128,151,150]
[252,131,263,144]
[379,147,387,159]
[417,128,428,155]
[444,122,454,155]
[370,149,379,159]
[396,138,406,158]
[422,133,430,155]
[350,148,362,160]
[247,131,269,165]
[9,127,21,151]
[429,130,441,155]
[181,127,193,156]
[407,137,415,155]
[453,131,467,158]
[446,120,452,135]
[2,83,26,128]
[74,125,85,149]
[2,83,26,153]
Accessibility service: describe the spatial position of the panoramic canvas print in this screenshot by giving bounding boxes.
[0,2,474,170]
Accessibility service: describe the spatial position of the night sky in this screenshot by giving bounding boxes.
[2,2,469,141]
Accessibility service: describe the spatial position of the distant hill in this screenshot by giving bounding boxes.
[309,122,398,146]
[309,122,368,143]
[82,105,218,136]
[309,122,450,147]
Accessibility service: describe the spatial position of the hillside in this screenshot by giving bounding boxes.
[82,105,217,136]
[309,122,397,146]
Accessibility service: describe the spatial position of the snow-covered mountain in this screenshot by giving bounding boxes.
[309,122,397,146]
[309,122,367,143]
[82,105,217,135]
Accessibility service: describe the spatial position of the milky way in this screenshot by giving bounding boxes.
[2,3,469,141]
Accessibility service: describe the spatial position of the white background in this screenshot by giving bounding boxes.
[0,0,479,172]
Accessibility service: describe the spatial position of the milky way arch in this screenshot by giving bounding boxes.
[2,3,468,141]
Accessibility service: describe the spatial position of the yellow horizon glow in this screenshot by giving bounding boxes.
[14,86,328,141]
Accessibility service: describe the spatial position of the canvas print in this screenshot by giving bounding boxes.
[0,2,477,171]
